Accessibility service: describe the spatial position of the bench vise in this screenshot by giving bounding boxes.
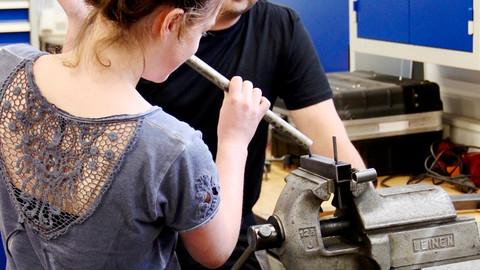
[244,154,480,269]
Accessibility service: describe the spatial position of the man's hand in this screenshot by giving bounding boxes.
[57,0,91,52]
[57,0,90,21]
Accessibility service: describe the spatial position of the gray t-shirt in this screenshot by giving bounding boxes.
[0,44,220,270]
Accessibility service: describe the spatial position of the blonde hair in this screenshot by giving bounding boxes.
[66,0,222,68]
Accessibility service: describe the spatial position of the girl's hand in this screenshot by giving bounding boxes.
[217,76,270,148]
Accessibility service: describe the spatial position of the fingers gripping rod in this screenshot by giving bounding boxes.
[186,55,313,150]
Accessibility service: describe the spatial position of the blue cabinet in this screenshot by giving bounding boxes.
[356,0,410,44]
[410,0,473,52]
[0,32,29,44]
[0,1,32,46]
[271,0,349,72]
[351,0,480,71]
[0,8,28,21]
[354,0,473,52]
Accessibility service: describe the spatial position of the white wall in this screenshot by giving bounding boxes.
[424,64,480,146]
[425,64,480,119]
[354,52,412,78]
[33,0,67,49]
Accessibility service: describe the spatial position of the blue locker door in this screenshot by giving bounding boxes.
[0,32,30,45]
[356,0,410,44]
[0,9,29,21]
[270,0,349,72]
[410,0,473,52]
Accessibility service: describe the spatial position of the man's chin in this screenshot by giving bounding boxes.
[221,0,256,17]
[142,74,169,84]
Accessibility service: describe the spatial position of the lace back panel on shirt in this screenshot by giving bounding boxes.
[0,64,141,239]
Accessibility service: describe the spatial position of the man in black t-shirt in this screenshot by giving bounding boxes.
[137,0,365,269]
[61,0,365,269]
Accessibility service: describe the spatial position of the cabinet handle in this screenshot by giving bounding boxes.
[467,6,474,36]
[468,21,474,36]
[353,0,359,12]
[353,0,359,23]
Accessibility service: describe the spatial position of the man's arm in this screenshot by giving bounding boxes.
[289,99,366,170]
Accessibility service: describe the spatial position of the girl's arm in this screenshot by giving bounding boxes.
[180,76,270,268]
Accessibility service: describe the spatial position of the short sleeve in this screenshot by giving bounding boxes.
[0,45,46,90]
[3,44,44,60]
[278,11,333,110]
[158,135,220,232]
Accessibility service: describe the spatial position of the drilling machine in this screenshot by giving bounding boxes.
[186,56,480,270]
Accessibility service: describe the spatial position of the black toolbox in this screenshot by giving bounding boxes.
[329,71,443,120]
[271,71,444,175]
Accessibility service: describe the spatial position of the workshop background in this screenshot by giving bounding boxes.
[2,0,480,269]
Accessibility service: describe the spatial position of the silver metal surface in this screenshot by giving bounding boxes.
[342,111,443,141]
[352,168,377,183]
[450,194,480,210]
[386,218,480,269]
[355,184,457,230]
[186,55,313,150]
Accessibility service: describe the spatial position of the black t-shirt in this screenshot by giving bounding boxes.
[137,0,332,216]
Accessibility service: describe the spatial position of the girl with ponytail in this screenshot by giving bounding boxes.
[0,1,270,269]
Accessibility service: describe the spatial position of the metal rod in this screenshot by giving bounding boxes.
[186,55,313,150]
[230,246,254,270]
[320,218,351,237]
